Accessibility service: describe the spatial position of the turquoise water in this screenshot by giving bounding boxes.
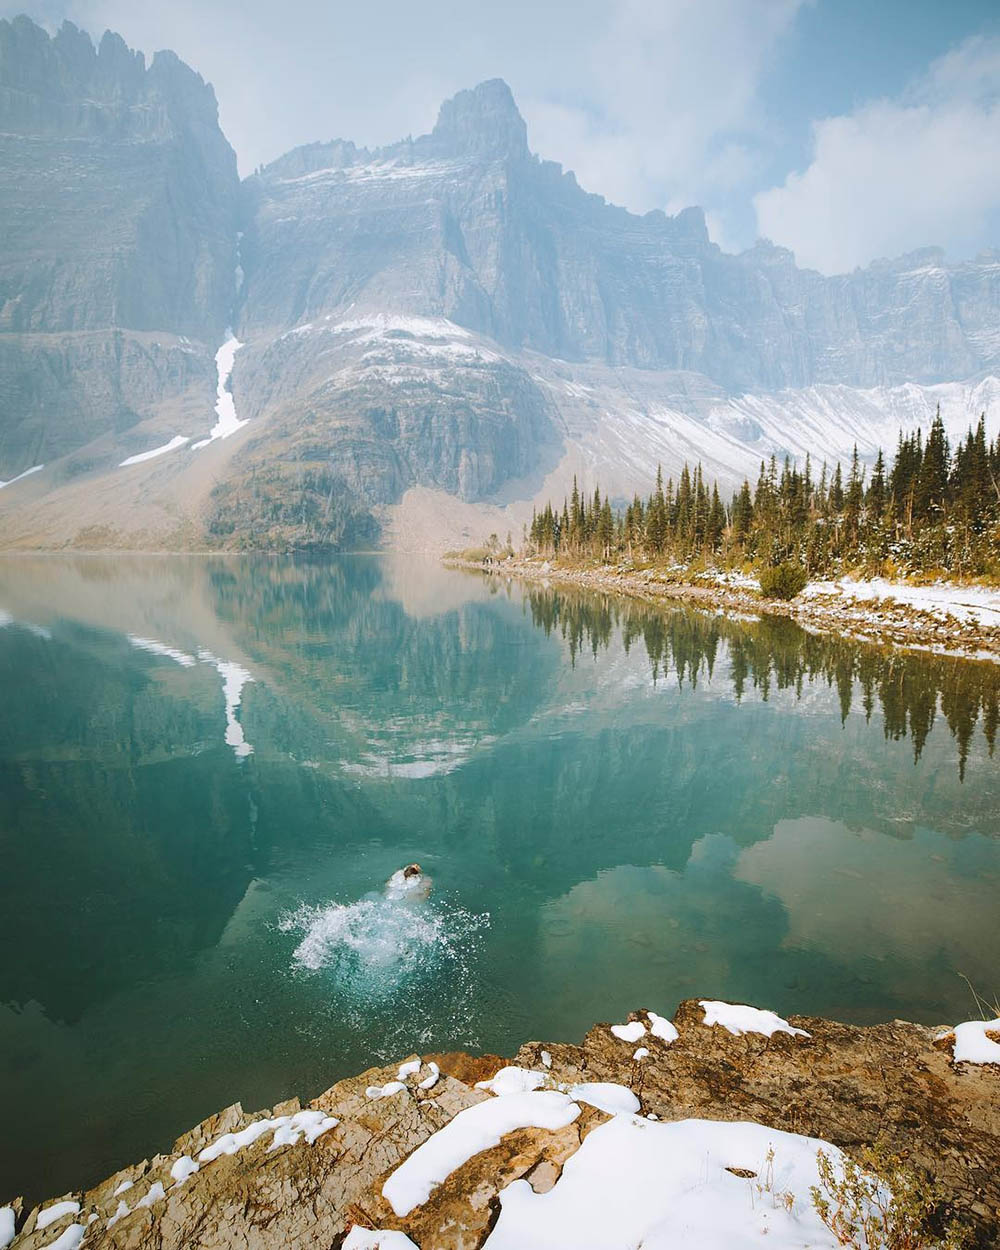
[1,553,998,1206]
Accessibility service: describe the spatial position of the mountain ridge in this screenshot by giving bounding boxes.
[0,16,997,552]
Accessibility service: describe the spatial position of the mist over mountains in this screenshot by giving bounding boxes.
[1,15,998,550]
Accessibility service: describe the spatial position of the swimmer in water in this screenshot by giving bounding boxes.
[385,862,432,901]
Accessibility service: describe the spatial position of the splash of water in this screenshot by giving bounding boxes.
[278,891,490,1012]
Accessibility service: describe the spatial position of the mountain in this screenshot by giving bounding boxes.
[0,26,997,551]
[0,15,238,474]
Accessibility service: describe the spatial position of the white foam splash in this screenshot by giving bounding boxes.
[278,888,489,1020]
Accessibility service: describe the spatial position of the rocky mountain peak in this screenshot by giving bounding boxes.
[431,77,528,160]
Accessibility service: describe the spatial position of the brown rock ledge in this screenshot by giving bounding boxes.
[5,1002,998,1249]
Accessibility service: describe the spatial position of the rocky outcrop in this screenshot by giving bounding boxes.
[5,1001,998,1249]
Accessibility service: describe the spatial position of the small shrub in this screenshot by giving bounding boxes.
[811,1142,967,1249]
[759,560,809,600]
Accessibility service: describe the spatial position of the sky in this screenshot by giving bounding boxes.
[4,0,999,274]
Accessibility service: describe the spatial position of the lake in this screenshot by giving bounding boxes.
[1,553,998,1207]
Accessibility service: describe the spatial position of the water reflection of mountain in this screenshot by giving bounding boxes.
[526,588,999,779]
[3,554,1000,1213]
[0,624,263,1023]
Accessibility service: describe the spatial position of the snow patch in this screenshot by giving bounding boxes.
[633,1047,649,1061]
[37,1202,80,1230]
[476,1067,546,1096]
[0,1208,14,1250]
[383,1091,581,1217]
[107,1201,130,1229]
[483,1116,864,1249]
[367,1081,407,1100]
[801,577,1000,628]
[700,1001,810,1039]
[0,464,43,490]
[610,1020,646,1043]
[646,1011,679,1044]
[119,435,189,467]
[198,1109,336,1163]
[192,333,247,449]
[342,1230,419,1250]
[46,1227,85,1250]
[568,1083,640,1117]
[170,1155,199,1185]
[112,1181,133,1197]
[950,1018,1000,1064]
[136,1182,165,1210]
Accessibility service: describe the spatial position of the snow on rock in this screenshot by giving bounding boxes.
[107,1201,130,1229]
[367,1081,408,1100]
[483,1116,858,1250]
[950,1018,1000,1064]
[170,1155,200,1185]
[633,1047,649,1061]
[418,1062,440,1091]
[646,1011,679,1044]
[0,464,44,490]
[342,1229,420,1250]
[136,1182,165,1210]
[113,1180,133,1196]
[568,1083,640,1117]
[476,1067,546,1096]
[540,1051,552,1069]
[382,1091,581,1217]
[801,577,1000,628]
[46,1227,85,1250]
[119,435,190,467]
[0,1208,14,1250]
[700,1001,810,1039]
[36,1202,81,1230]
[397,1059,422,1080]
[192,334,247,449]
[198,1110,336,1163]
[269,1109,339,1149]
[610,1020,646,1043]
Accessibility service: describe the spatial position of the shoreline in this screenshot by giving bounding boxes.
[4,999,997,1249]
[445,556,1000,663]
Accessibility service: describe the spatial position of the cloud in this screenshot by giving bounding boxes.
[523,0,804,217]
[755,35,1000,274]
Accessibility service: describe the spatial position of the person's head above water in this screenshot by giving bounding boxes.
[403,863,422,879]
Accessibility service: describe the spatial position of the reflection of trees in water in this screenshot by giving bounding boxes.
[526,589,999,779]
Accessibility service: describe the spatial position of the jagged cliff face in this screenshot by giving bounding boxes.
[239,78,1000,391]
[0,32,997,549]
[0,16,238,471]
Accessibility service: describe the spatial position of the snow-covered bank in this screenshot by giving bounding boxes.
[801,576,1000,628]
